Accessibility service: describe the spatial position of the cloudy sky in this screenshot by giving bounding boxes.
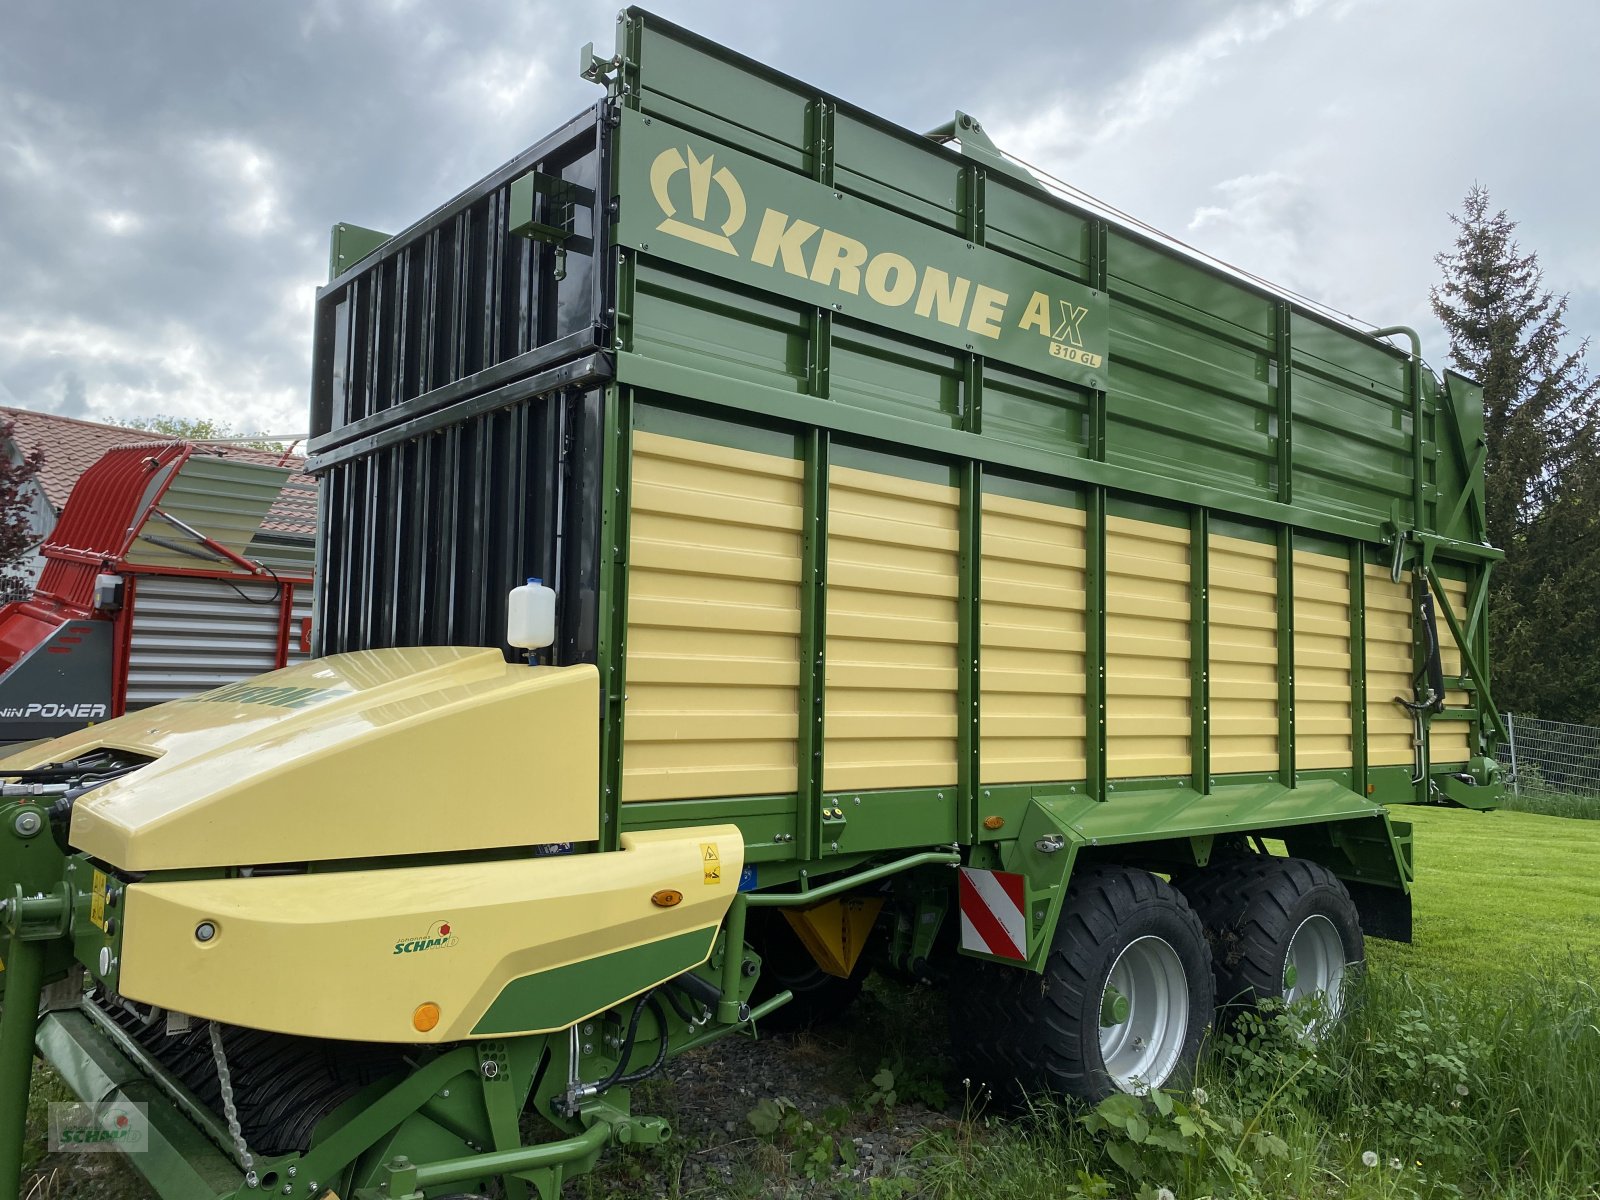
[3,0,1595,435]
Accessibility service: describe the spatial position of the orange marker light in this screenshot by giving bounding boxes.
[651,889,683,908]
[982,815,1005,830]
[412,1002,441,1033]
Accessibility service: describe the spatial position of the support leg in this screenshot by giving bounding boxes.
[0,934,45,1200]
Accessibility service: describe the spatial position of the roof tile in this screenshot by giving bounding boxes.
[0,406,315,537]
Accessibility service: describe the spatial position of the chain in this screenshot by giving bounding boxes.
[208,1022,256,1182]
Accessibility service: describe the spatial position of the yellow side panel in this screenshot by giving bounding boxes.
[980,493,1088,784]
[1365,567,1415,766]
[1107,515,1191,778]
[623,431,804,802]
[1209,535,1278,775]
[824,466,960,792]
[120,827,743,1042]
[1430,575,1474,765]
[1294,550,1354,770]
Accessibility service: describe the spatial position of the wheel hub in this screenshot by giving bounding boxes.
[1098,935,1189,1094]
[1283,913,1346,1026]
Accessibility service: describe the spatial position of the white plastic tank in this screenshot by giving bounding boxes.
[506,578,556,651]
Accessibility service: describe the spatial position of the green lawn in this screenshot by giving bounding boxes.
[1377,804,1600,979]
[914,805,1600,1200]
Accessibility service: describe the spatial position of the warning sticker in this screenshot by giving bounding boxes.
[701,842,721,885]
[89,870,108,931]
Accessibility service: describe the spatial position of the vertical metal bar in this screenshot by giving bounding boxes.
[1410,356,1425,530]
[274,582,294,669]
[796,429,829,861]
[596,385,633,851]
[958,462,982,840]
[0,934,44,1200]
[794,93,837,857]
[1409,565,1434,801]
[718,894,749,1026]
[1507,712,1519,795]
[1189,509,1209,792]
[808,97,835,186]
[111,574,136,717]
[1277,526,1296,786]
[1276,302,1293,504]
[1475,560,1496,756]
[808,309,832,399]
[1349,541,1368,796]
[1087,487,1108,799]
[309,297,336,438]
[1089,220,1109,462]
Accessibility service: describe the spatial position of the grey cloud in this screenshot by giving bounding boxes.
[0,0,1594,432]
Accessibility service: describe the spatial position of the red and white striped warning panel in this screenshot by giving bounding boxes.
[958,867,1028,961]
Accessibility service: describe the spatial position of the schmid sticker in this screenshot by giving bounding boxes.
[394,920,458,955]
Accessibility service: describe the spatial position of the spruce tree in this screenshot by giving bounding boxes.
[1431,186,1600,722]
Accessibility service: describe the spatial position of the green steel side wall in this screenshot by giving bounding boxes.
[594,10,1496,859]
[604,9,1490,552]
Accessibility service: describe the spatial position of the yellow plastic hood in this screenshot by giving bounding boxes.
[2,648,599,871]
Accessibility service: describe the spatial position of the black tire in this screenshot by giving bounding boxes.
[951,864,1213,1106]
[1177,855,1364,1017]
[746,907,869,1031]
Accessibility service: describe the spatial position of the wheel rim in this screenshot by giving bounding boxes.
[1098,935,1190,1094]
[1283,913,1346,1023]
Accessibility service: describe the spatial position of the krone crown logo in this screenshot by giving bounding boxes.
[651,145,746,255]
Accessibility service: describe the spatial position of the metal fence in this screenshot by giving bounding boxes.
[1506,713,1600,799]
[0,574,29,606]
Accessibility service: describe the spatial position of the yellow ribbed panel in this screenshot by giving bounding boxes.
[1107,515,1191,778]
[623,431,803,802]
[824,466,960,792]
[1430,575,1473,764]
[1208,535,1278,774]
[979,493,1088,784]
[1365,566,1414,766]
[1293,551,1354,770]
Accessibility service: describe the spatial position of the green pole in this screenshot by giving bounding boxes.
[410,1120,612,1188]
[0,933,45,1200]
[717,895,748,1026]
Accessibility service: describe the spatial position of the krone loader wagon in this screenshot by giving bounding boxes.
[0,10,1503,1199]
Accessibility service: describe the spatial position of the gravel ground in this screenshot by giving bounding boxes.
[585,982,963,1198]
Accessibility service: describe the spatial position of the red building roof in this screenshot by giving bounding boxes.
[0,406,315,536]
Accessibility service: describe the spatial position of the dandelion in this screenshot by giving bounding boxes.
[1361,1151,1379,1168]
[1389,1158,1403,1170]
[1156,1189,1176,1200]
[1456,1083,1470,1097]
[1191,1087,1208,1106]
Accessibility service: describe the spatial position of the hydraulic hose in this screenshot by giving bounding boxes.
[616,997,670,1086]
[583,992,670,1099]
